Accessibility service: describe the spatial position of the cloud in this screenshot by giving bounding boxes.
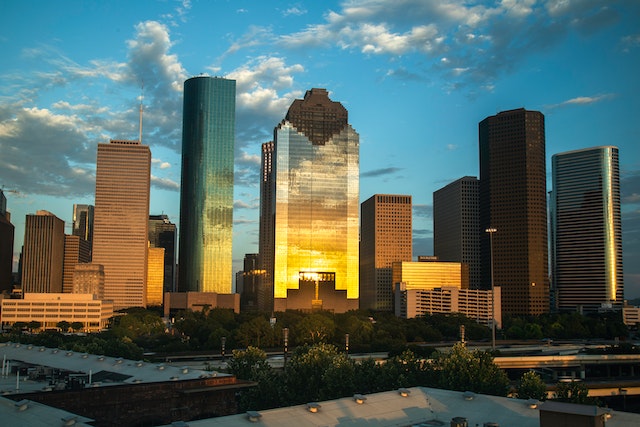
[270,0,622,91]
[620,34,640,52]
[546,93,616,109]
[150,175,179,191]
[413,204,433,220]
[234,199,258,210]
[361,167,403,178]
[283,6,307,17]
[0,20,187,199]
[152,158,172,169]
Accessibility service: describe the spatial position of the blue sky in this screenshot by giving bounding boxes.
[1,1,639,297]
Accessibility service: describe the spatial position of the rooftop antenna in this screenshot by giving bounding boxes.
[139,80,144,143]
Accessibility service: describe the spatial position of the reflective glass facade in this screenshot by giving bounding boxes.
[551,146,623,312]
[269,90,359,311]
[179,76,236,293]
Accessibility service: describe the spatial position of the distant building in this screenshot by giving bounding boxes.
[148,214,176,292]
[22,211,65,293]
[395,283,501,327]
[163,291,240,317]
[263,88,360,313]
[62,235,91,293]
[92,139,151,310]
[72,204,94,246]
[179,76,236,294]
[360,194,412,311]
[434,177,480,288]
[1,293,113,332]
[239,253,260,312]
[479,108,549,315]
[551,146,623,313]
[72,263,104,299]
[392,260,469,292]
[147,246,164,306]
[0,189,14,292]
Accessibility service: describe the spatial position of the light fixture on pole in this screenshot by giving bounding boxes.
[485,227,497,351]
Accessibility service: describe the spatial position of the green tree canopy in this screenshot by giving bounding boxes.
[431,342,509,396]
[517,371,548,401]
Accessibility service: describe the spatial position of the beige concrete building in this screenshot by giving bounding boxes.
[92,140,150,310]
[395,283,501,328]
[163,292,240,317]
[72,263,104,299]
[360,194,412,311]
[0,293,113,332]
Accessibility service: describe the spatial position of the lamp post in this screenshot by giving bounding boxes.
[485,227,497,351]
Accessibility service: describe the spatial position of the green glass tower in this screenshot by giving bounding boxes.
[179,76,236,293]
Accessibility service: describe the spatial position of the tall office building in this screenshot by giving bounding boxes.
[0,189,14,292]
[179,76,236,294]
[433,177,480,288]
[72,204,94,246]
[62,235,91,293]
[149,214,177,293]
[551,146,623,313]
[93,140,151,309]
[258,141,274,311]
[479,108,549,315]
[360,194,412,311]
[147,245,165,306]
[22,210,65,293]
[262,88,359,313]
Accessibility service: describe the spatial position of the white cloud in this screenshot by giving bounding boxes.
[547,93,616,109]
[151,175,179,191]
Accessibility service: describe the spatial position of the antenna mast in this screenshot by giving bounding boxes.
[139,80,144,143]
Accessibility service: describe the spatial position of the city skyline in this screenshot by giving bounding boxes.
[1,1,639,296]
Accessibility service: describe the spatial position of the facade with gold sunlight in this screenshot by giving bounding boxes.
[261,88,359,313]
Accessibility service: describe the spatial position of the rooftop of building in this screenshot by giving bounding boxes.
[161,386,640,427]
[0,395,94,427]
[0,341,230,396]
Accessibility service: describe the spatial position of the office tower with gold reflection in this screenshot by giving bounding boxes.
[264,88,359,312]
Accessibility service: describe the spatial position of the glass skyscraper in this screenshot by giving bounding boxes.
[179,76,236,293]
[551,146,623,313]
[263,88,359,313]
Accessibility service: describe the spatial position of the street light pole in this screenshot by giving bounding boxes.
[485,227,497,351]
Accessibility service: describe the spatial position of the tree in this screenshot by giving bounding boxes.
[235,317,275,348]
[227,346,283,411]
[284,343,345,403]
[27,320,42,333]
[71,322,84,333]
[554,381,597,405]
[292,313,335,345]
[517,371,547,401]
[431,342,510,396]
[57,321,71,333]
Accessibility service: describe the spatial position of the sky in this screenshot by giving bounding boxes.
[1,0,639,297]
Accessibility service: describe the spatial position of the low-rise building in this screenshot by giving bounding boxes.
[0,293,113,332]
[395,283,501,328]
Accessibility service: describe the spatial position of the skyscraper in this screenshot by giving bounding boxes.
[240,253,260,312]
[479,108,549,315]
[551,146,623,313]
[0,189,14,292]
[360,194,413,311]
[93,139,151,309]
[258,141,274,311]
[149,214,177,293]
[22,210,65,293]
[433,177,480,288]
[179,76,236,294]
[72,204,94,246]
[263,88,359,313]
